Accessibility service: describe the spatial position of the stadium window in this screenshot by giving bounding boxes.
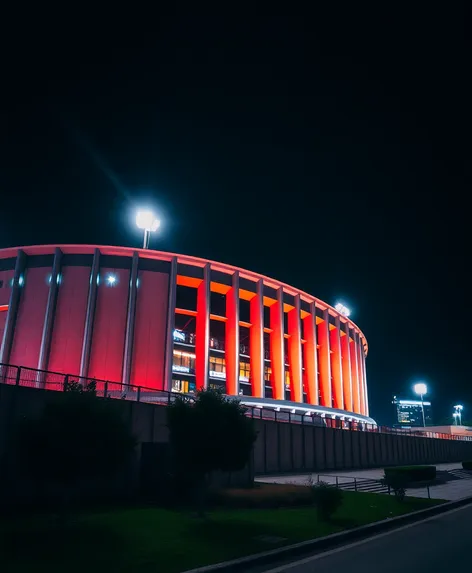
[209,355,225,373]
[239,361,250,379]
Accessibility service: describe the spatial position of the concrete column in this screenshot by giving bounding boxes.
[270,287,285,401]
[195,263,210,391]
[302,301,319,405]
[350,331,361,414]
[249,279,264,398]
[225,270,239,396]
[0,249,26,365]
[121,252,139,387]
[164,257,177,392]
[341,322,353,412]
[79,248,100,379]
[288,294,302,403]
[330,315,344,410]
[318,308,332,407]
[37,247,63,376]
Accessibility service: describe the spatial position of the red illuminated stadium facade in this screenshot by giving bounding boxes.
[0,245,374,424]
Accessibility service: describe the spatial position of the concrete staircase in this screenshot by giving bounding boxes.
[336,478,389,494]
[447,468,472,480]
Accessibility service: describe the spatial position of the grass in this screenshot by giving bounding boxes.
[0,490,443,573]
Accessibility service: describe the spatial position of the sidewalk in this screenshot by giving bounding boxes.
[257,463,472,500]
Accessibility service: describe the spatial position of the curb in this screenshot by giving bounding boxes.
[183,495,472,573]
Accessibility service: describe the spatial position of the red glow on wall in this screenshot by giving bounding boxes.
[249,282,264,398]
[350,339,361,414]
[0,245,370,418]
[131,271,169,390]
[317,317,331,407]
[302,311,318,405]
[287,302,302,403]
[341,331,353,412]
[195,272,209,391]
[9,267,50,369]
[88,268,130,383]
[330,325,344,410]
[225,278,239,396]
[270,292,285,401]
[48,266,90,375]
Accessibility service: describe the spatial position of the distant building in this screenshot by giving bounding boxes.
[393,396,433,427]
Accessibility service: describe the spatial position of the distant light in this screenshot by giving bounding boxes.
[453,412,459,417]
[454,405,463,411]
[136,210,160,232]
[106,274,117,286]
[414,383,427,396]
[18,275,24,287]
[398,399,431,406]
[334,302,351,317]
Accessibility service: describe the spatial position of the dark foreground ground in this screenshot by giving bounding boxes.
[253,501,472,573]
[0,490,441,573]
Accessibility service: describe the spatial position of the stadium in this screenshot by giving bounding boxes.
[0,245,375,425]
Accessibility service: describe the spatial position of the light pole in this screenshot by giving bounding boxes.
[413,382,427,427]
[453,412,459,426]
[454,404,463,426]
[136,210,160,249]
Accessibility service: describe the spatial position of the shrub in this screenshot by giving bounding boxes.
[382,472,408,502]
[310,482,343,521]
[462,461,472,470]
[384,465,436,483]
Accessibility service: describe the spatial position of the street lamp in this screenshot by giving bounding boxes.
[136,210,160,249]
[413,382,427,427]
[453,412,460,426]
[453,404,463,426]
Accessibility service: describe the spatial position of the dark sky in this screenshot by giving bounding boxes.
[1,7,469,424]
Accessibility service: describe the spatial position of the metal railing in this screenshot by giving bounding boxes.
[1,361,471,442]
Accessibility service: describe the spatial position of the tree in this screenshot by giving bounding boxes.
[167,388,257,512]
[16,380,136,516]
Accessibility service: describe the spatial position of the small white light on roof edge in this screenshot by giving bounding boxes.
[334,302,351,317]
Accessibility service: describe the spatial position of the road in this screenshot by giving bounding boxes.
[258,503,472,573]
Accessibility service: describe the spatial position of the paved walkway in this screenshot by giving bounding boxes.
[257,503,472,573]
[257,463,472,500]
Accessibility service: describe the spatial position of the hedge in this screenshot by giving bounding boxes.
[384,465,436,482]
[462,461,472,470]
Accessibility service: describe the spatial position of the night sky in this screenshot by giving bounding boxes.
[1,8,469,424]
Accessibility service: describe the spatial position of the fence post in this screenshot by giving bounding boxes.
[104,381,108,398]
[354,478,357,491]
[427,485,430,499]
[137,386,141,402]
[15,366,21,386]
[336,476,339,487]
[63,374,69,391]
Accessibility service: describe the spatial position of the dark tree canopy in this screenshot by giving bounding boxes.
[16,381,136,487]
[167,389,257,477]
